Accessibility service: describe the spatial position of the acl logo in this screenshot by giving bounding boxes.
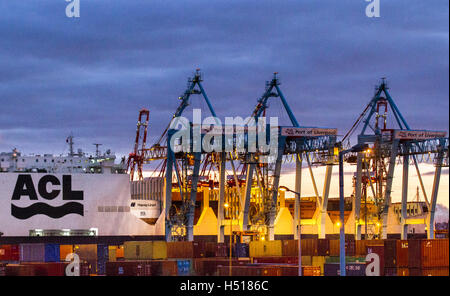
[11,174,84,219]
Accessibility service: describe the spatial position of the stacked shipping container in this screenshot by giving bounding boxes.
[0,238,448,276]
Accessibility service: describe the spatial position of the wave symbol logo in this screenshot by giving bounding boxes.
[11,202,84,219]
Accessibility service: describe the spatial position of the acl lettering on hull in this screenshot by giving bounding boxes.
[11,174,84,219]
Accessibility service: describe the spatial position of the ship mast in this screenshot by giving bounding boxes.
[67,133,74,157]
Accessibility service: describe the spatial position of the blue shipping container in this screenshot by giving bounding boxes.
[233,243,249,258]
[177,260,190,276]
[323,263,366,276]
[97,261,106,275]
[96,244,108,275]
[97,245,109,261]
[44,244,60,262]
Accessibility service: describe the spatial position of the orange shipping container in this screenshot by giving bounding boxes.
[355,240,368,256]
[116,246,124,258]
[302,239,318,256]
[282,239,317,256]
[60,245,73,262]
[357,239,384,256]
[303,266,321,276]
[329,239,357,256]
[397,267,409,276]
[167,242,206,258]
[422,267,449,276]
[421,239,449,268]
[329,240,339,256]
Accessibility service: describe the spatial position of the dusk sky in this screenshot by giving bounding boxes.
[0,0,448,158]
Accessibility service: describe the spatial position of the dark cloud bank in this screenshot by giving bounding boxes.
[0,0,448,158]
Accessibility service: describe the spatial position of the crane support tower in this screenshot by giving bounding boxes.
[342,78,449,240]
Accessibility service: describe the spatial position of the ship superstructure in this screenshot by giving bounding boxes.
[0,135,126,174]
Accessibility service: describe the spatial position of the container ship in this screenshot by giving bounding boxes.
[0,135,163,240]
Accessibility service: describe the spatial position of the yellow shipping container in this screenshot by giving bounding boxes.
[152,241,167,259]
[108,246,117,262]
[124,241,153,260]
[60,245,74,261]
[73,244,97,261]
[301,256,312,266]
[311,256,327,275]
[249,241,282,257]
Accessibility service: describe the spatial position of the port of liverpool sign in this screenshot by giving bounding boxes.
[393,130,447,140]
[281,127,337,137]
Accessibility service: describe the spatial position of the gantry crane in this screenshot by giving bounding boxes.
[159,69,219,241]
[342,78,448,239]
[234,73,338,240]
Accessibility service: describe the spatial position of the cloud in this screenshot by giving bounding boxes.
[0,0,448,160]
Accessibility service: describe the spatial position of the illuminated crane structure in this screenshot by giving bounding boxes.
[236,73,338,240]
[126,72,448,242]
[160,70,218,241]
[343,79,448,240]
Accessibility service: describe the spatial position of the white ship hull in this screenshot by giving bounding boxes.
[0,173,163,236]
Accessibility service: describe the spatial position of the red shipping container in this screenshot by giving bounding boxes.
[5,264,35,276]
[215,243,228,258]
[302,239,318,256]
[384,240,397,268]
[205,242,217,257]
[218,265,262,276]
[396,240,409,267]
[384,268,397,276]
[317,239,330,256]
[421,239,449,268]
[367,245,384,276]
[167,241,207,258]
[330,240,356,256]
[408,268,422,276]
[105,261,151,276]
[253,256,298,264]
[408,240,422,268]
[195,258,251,276]
[22,262,68,276]
[0,245,20,262]
[345,240,356,257]
[282,240,318,256]
[161,260,178,276]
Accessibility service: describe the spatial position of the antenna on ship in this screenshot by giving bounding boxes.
[93,143,102,158]
[66,133,74,157]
